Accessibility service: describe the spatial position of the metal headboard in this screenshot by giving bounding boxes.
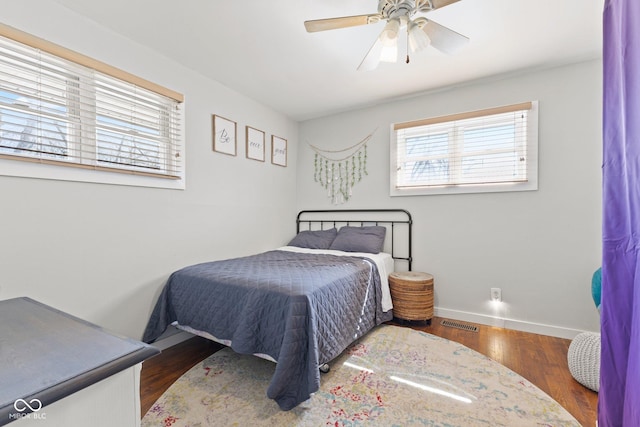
[296,209,413,271]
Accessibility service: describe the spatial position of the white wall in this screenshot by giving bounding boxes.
[0,1,601,341]
[0,0,298,340]
[298,60,602,338]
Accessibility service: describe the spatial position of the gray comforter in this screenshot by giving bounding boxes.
[142,249,392,410]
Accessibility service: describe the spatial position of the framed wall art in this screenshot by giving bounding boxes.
[246,126,265,162]
[212,114,237,156]
[271,135,287,167]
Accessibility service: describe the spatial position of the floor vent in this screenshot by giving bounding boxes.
[440,319,479,332]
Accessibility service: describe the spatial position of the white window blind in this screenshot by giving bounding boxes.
[391,102,538,196]
[0,26,183,184]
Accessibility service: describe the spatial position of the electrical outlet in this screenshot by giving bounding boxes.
[491,287,502,302]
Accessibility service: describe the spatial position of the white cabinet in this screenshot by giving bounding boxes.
[0,298,159,427]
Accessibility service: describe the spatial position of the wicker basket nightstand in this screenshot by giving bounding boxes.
[389,271,434,324]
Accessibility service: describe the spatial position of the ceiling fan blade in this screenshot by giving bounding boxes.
[429,0,462,10]
[304,14,381,33]
[357,36,384,71]
[422,19,469,54]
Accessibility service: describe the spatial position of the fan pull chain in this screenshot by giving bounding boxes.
[406,26,411,64]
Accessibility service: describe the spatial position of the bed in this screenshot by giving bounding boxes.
[142,209,413,410]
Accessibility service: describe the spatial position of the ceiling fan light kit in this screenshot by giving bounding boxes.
[304,0,469,70]
[379,18,401,63]
[381,18,401,44]
[408,19,431,53]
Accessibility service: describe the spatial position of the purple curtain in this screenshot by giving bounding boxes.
[600,0,640,425]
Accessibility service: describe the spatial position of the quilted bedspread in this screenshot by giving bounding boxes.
[142,249,392,410]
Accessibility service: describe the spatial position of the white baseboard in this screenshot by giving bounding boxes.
[434,307,590,340]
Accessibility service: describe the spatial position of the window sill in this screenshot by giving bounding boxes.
[0,157,185,190]
[390,180,537,197]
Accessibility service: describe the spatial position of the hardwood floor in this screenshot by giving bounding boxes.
[140,317,598,426]
[140,336,224,416]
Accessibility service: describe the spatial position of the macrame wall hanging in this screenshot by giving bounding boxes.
[308,130,375,205]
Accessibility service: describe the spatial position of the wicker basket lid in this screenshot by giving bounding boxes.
[389,271,433,283]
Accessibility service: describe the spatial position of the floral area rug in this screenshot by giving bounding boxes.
[142,324,580,426]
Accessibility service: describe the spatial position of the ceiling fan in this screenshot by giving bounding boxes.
[304,0,469,71]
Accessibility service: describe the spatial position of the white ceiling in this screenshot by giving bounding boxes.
[52,0,603,121]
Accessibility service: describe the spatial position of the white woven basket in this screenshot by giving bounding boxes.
[567,332,600,392]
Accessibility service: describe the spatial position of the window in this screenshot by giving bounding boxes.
[0,24,184,189]
[391,102,538,196]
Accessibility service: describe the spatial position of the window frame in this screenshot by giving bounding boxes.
[0,23,185,190]
[390,101,538,197]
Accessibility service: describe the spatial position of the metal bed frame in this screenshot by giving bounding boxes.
[296,209,413,271]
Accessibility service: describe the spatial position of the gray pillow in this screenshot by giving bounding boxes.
[329,226,386,253]
[288,228,338,249]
